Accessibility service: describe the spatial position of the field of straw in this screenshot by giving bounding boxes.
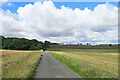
[1,50,42,78]
[49,49,118,78]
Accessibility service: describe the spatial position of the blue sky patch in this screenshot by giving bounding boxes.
[1,2,118,13]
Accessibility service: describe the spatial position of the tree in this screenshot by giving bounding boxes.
[21,45,29,50]
[36,43,42,50]
[30,44,36,50]
[50,43,59,45]
[8,42,15,49]
[1,36,58,50]
[3,39,12,49]
[109,44,112,46]
[42,41,50,50]
[0,36,5,49]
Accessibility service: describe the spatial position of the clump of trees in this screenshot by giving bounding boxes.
[99,44,119,46]
[0,36,58,50]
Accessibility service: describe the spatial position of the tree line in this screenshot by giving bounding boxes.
[0,36,58,50]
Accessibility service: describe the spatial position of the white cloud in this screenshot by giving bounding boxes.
[0,1,118,44]
[0,9,26,37]
[0,0,8,6]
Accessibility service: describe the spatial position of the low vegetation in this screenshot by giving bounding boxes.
[49,49,118,79]
[2,50,42,78]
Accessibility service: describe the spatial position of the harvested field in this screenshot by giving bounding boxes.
[49,49,118,78]
[1,50,42,78]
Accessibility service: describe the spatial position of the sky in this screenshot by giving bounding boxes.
[0,0,119,45]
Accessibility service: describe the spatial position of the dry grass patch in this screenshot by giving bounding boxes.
[49,49,118,78]
[1,50,42,78]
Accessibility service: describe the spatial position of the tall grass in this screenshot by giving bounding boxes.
[49,49,118,78]
[2,50,42,78]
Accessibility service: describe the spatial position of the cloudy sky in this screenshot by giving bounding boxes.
[0,0,118,44]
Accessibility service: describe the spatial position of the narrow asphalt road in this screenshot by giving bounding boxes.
[34,52,81,78]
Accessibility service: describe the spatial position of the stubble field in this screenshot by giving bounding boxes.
[49,49,118,79]
[1,50,42,78]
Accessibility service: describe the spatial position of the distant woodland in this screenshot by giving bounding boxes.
[0,36,118,50]
[0,36,58,50]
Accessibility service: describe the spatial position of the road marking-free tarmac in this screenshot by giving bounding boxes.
[34,52,81,78]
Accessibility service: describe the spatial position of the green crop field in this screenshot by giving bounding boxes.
[48,49,118,79]
[1,50,42,78]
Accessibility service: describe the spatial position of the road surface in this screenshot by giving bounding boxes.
[34,52,81,78]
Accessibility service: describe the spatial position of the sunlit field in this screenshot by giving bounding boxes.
[1,50,42,78]
[49,49,118,78]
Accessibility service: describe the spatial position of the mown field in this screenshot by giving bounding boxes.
[1,50,42,78]
[48,49,118,79]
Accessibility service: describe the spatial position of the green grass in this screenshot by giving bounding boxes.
[48,49,118,79]
[2,50,42,78]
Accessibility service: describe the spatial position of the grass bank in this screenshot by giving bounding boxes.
[2,50,42,78]
[48,49,118,78]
